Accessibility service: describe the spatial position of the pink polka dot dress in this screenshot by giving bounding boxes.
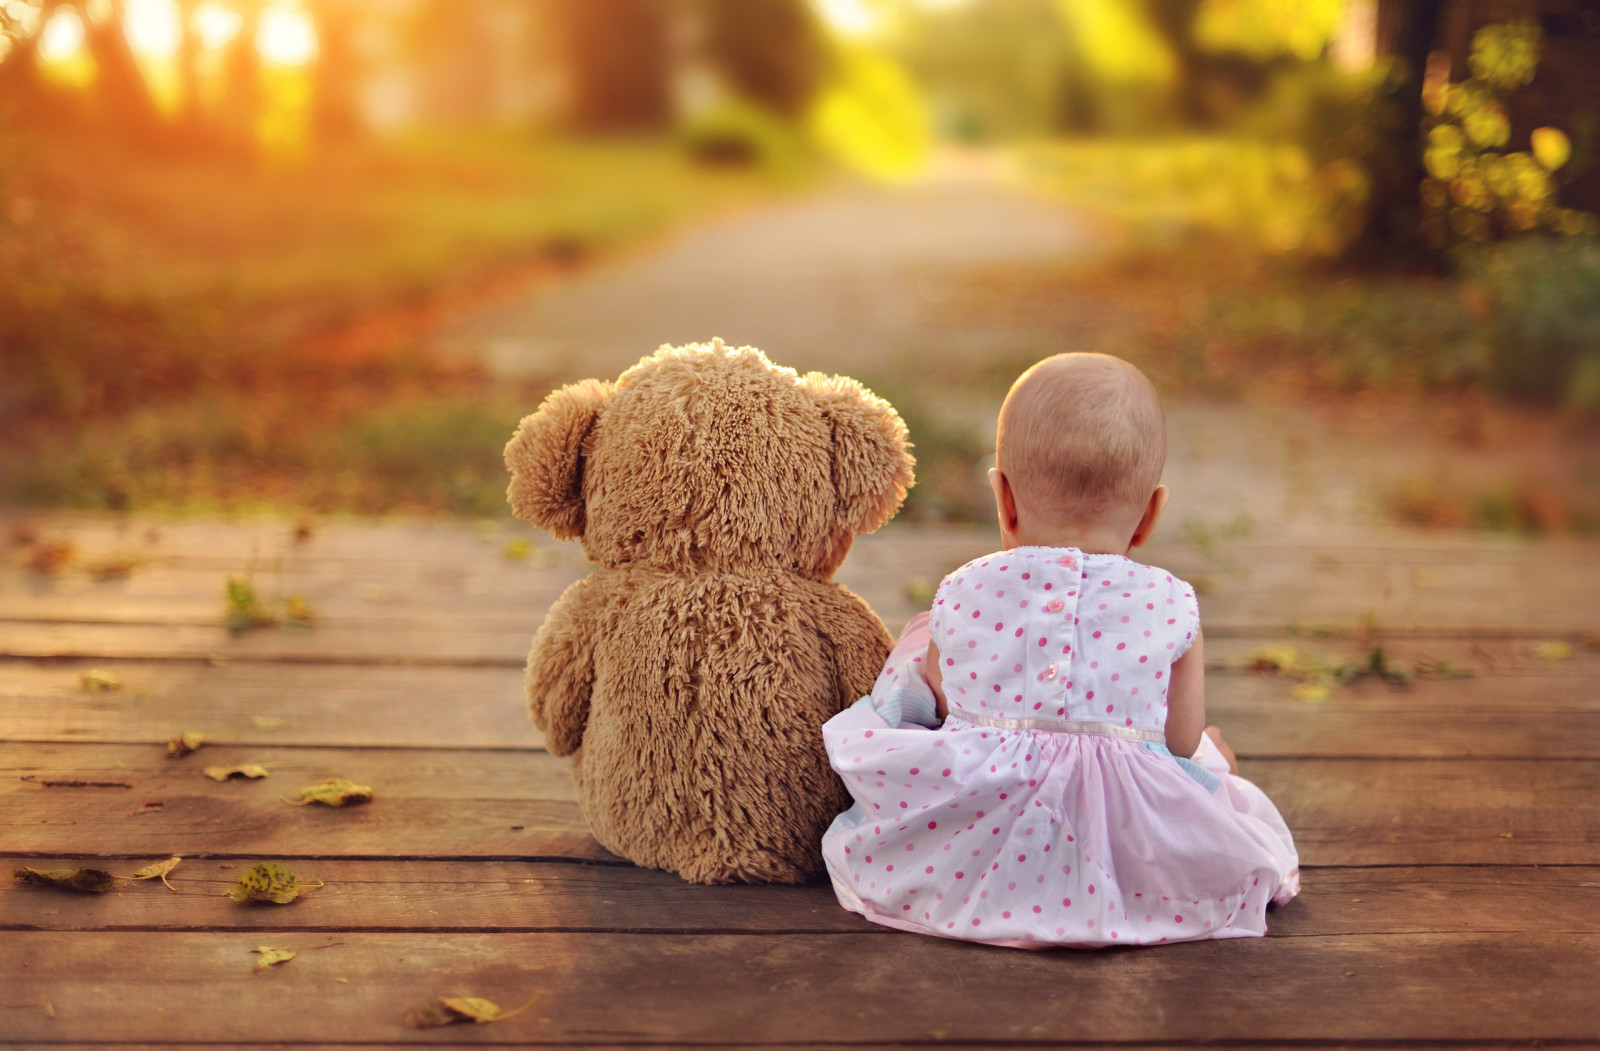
[820,547,1300,948]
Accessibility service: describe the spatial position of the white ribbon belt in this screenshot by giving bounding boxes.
[947,709,1167,745]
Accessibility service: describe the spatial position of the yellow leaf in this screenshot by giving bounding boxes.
[79,670,122,692]
[1535,641,1574,661]
[1291,682,1330,703]
[1531,127,1571,171]
[204,764,270,782]
[1246,645,1299,673]
[228,861,320,904]
[250,715,290,731]
[405,995,538,1028]
[503,538,531,562]
[13,866,117,893]
[252,946,297,971]
[126,856,182,890]
[86,554,143,581]
[902,575,936,605]
[282,778,373,807]
[166,732,206,758]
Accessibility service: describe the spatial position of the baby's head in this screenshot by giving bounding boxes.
[993,353,1167,549]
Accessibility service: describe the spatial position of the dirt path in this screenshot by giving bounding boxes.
[433,166,1577,545]
[433,165,1099,382]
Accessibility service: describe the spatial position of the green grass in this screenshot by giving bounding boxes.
[0,127,811,515]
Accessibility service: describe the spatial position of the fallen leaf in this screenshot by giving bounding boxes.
[86,554,143,581]
[252,946,297,971]
[283,595,315,627]
[126,856,182,890]
[1535,641,1574,662]
[1500,831,1515,839]
[1290,681,1329,703]
[228,862,321,904]
[405,995,537,1028]
[13,866,117,893]
[7,521,38,547]
[79,669,122,692]
[292,519,315,543]
[225,578,278,634]
[902,575,936,605]
[204,764,270,782]
[127,800,165,816]
[24,542,74,573]
[1247,645,1300,673]
[283,778,372,807]
[250,715,291,732]
[503,538,531,562]
[167,732,207,758]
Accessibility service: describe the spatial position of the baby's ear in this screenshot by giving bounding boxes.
[801,372,915,534]
[504,379,613,539]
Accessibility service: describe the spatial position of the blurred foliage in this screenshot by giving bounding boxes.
[1192,0,1344,62]
[1462,237,1600,407]
[808,43,930,181]
[680,94,808,169]
[1420,20,1595,249]
[701,0,826,118]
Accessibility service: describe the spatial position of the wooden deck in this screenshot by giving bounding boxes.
[2,512,1598,1047]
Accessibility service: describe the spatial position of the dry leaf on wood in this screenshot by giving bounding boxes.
[86,554,143,580]
[1535,640,1574,662]
[228,862,321,904]
[252,946,297,970]
[204,764,270,782]
[250,715,291,731]
[283,778,372,807]
[166,732,206,758]
[24,542,74,573]
[125,856,182,890]
[79,669,122,692]
[13,866,117,893]
[404,995,537,1028]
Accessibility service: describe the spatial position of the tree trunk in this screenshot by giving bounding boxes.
[556,0,672,131]
[84,1,166,140]
[1357,0,1447,262]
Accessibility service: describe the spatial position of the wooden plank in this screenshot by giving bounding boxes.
[5,616,1596,666]
[7,547,1598,636]
[2,659,1597,758]
[4,745,1599,865]
[1,930,1597,1044]
[4,860,1596,937]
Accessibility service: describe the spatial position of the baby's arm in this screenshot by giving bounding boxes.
[1164,627,1205,759]
[924,641,948,722]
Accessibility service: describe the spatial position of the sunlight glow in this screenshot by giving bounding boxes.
[257,5,316,66]
[814,0,881,38]
[193,0,241,50]
[37,5,85,62]
[125,0,180,60]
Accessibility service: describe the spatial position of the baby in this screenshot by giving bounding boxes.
[819,353,1299,948]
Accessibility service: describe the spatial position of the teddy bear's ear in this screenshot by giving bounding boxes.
[505,379,613,539]
[800,372,915,534]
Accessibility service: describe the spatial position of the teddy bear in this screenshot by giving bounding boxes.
[504,339,915,884]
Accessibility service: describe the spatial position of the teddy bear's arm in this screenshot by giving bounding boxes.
[526,575,606,756]
[808,583,895,710]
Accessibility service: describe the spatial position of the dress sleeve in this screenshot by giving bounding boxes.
[1168,573,1202,661]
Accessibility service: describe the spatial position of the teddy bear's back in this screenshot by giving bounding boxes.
[569,565,883,883]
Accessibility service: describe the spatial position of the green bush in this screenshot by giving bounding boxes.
[1462,236,1600,405]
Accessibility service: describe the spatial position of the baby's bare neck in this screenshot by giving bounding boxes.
[1001,520,1134,556]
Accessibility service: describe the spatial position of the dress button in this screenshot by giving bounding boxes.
[1042,663,1058,680]
[1044,599,1064,614]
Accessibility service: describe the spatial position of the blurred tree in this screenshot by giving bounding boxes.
[218,0,263,151]
[0,0,61,117]
[1358,0,1445,259]
[310,0,360,140]
[555,0,671,130]
[701,0,823,117]
[83,1,164,138]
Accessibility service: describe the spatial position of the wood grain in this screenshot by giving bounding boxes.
[4,860,1596,937]
[1,658,1597,758]
[1,930,1596,1044]
[5,745,1598,865]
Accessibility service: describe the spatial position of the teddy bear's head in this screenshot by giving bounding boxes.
[505,340,914,577]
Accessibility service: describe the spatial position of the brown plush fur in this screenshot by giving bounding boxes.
[505,340,915,883]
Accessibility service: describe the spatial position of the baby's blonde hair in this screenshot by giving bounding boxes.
[996,353,1166,527]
